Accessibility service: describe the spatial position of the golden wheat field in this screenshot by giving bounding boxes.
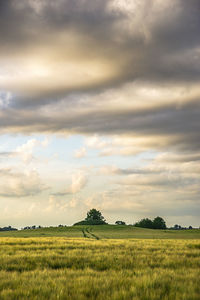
[0,236,199,300]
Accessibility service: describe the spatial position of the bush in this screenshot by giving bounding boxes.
[115,221,126,225]
[134,216,166,229]
[74,220,106,226]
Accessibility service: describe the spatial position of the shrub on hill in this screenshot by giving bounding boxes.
[115,221,126,225]
[74,219,106,225]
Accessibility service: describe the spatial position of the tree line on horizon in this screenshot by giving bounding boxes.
[74,208,167,229]
[0,226,17,232]
[73,209,196,230]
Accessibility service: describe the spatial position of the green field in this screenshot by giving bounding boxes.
[0,226,200,299]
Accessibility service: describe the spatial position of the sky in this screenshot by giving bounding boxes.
[0,0,200,228]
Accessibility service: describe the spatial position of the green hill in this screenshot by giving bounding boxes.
[0,225,199,239]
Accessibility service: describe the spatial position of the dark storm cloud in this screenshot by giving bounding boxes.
[1,0,200,92]
[0,0,200,156]
[0,0,120,55]
[0,96,200,155]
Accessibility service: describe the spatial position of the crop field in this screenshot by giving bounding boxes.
[0,227,199,300]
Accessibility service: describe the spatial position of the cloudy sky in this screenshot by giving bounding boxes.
[0,0,200,228]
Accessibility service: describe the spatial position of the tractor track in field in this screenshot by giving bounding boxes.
[81,229,89,238]
[82,228,100,240]
[86,228,100,240]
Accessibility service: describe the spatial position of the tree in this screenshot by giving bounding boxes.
[134,216,167,229]
[173,224,179,230]
[85,209,106,223]
[173,224,182,230]
[134,218,153,229]
[152,216,166,229]
[74,208,107,225]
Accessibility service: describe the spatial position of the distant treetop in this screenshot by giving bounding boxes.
[74,209,107,226]
[115,221,126,225]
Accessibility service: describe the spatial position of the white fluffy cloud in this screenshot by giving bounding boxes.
[0,169,46,198]
[53,171,88,196]
[74,147,87,158]
[16,137,49,163]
